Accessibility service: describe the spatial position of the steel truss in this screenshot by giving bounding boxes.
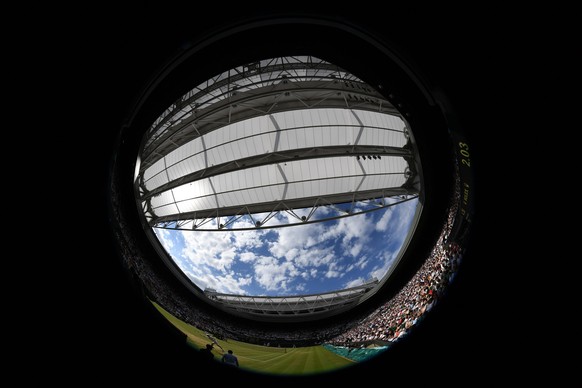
[150,192,418,231]
[205,278,378,316]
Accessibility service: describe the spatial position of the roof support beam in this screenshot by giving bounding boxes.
[150,187,416,225]
[141,81,398,169]
[141,144,411,200]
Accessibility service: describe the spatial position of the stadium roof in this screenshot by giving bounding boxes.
[135,56,421,231]
[205,279,379,322]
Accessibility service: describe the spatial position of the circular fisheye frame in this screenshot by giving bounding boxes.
[109,18,474,377]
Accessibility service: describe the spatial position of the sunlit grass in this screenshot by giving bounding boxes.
[152,301,354,375]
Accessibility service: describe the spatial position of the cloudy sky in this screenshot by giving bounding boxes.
[154,198,418,296]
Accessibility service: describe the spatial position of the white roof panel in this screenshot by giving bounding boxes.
[142,106,411,219]
[143,108,407,192]
[143,159,165,182]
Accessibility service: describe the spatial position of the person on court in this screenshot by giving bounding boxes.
[221,349,239,367]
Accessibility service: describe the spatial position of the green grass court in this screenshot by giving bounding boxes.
[152,301,354,375]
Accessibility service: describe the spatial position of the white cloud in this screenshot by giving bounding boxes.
[356,255,368,269]
[181,268,203,281]
[220,273,252,289]
[178,263,245,293]
[338,212,374,243]
[368,250,398,281]
[385,199,419,245]
[253,256,298,292]
[267,209,377,282]
[325,262,344,278]
[344,277,365,288]
[267,222,339,269]
[360,199,419,282]
[284,248,300,261]
[180,230,237,272]
[186,270,252,295]
[239,251,257,263]
[376,208,393,231]
[299,269,319,280]
[349,242,364,257]
[154,228,175,252]
[230,227,266,250]
[347,255,368,272]
[322,212,374,258]
[295,283,306,292]
[293,248,335,268]
[268,222,328,259]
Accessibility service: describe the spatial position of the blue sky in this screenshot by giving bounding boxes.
[154,198,418,296]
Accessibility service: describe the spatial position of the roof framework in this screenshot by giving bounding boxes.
[135,56,422,231]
